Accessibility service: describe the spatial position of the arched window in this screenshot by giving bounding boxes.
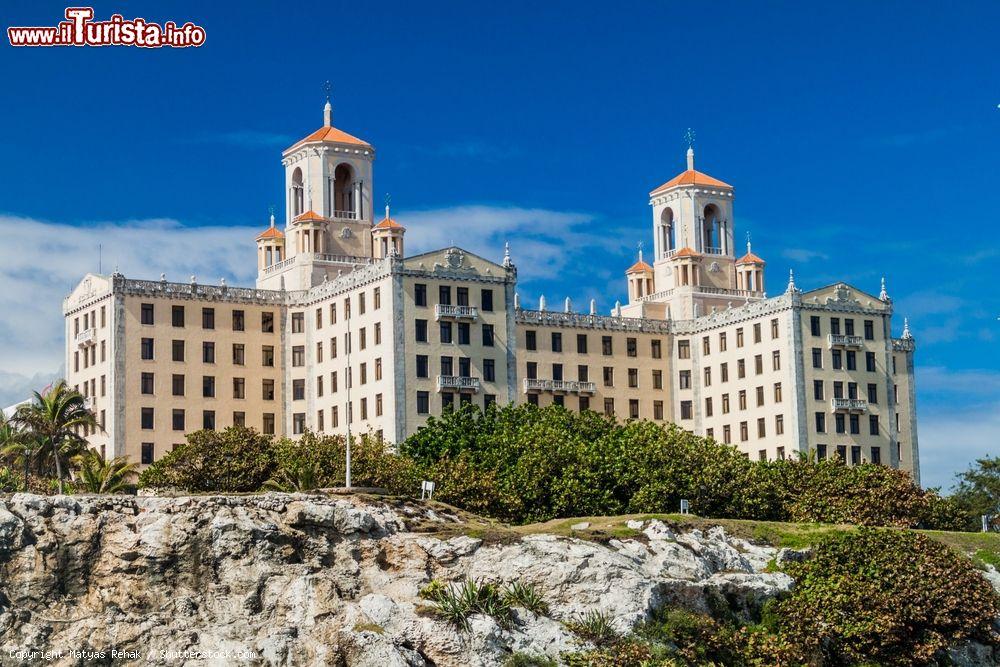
[703,204,722,254]
[660,208,676,255]
[333,163,355,219]
[291,168,304,217]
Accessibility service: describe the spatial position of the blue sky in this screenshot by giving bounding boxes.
[0,1,997,488]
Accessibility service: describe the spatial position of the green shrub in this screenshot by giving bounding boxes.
[775,527,1000,665]
[422,578,513,631]
[503,581,549,616]
[504,653,557,667]
[566,610,619,647]
[273,431,419,493]
[138,426,276,492]
[0,467,21,492]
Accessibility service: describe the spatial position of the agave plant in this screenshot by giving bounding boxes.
[263,460,322,492]
[73,451,138,494]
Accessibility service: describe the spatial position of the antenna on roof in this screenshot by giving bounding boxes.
[322,80,333,127]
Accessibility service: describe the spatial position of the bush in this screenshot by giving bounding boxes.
[775,528,1000,665]
[421,578,513,631]
[138,426,276,492]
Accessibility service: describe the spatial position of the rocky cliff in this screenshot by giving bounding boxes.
[0,493,992,666]
[0,493,802,666]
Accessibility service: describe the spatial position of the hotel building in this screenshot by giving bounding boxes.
[63,101,921,483]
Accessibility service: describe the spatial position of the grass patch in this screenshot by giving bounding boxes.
[566,610,620,647]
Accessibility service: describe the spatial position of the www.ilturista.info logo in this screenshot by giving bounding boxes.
[7,7,206,48]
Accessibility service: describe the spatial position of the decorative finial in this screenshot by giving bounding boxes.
[902,317,912,339]
[746,231,752,254]
[786,269,796,292]
[503,241,512,268]
[322,81,333,126]
[637,241,644,263]
[384,192,391,220]
[589,298,597,315]
[514,292,521,309]
[613,300,622,317]
[539,295,547,312]
[268,204,276,228]
[879,276,890,301]
[564,297,572,313]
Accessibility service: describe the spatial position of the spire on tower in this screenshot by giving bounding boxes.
[902,317,912,339]
[503,241,512,268]
[786,269,796,292]
[322,80,333,127]
[879,276,890,301]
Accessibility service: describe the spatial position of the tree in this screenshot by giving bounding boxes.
[73,451,138,494]
[263,459,322,492]
[11,381,96,494]
[952,456,1000,529]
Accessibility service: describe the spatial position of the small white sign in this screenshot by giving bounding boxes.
[680,499,690,515]
[421,480,436,500]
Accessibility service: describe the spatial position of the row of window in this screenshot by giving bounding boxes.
[414,284,495,311]
[139,339,277,366]
[141,303,277,333]
[704,414,786,443]
[416,356,497,382]
[524,331,662,357]
[293,324,384,366]
[140,407,276,435]
[809,315,877,340]
[295,359,386,400]
[702,384,785,416]
[415,321,495,346]
[815,412,882,436]
[72,304,107,336]
[416,391,499,414]
[811,348,879,371]
[815,444,883,465]
[73,339,105,371]
[294,287,384,333]
[812,380,886,403]
[295,394,387,433]
[139,373,280,400]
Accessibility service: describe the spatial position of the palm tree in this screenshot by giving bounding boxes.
[13,381,96,494]
[73,451,138,494]
[264,460,322,492]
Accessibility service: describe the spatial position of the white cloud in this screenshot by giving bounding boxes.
[918,402,1000,491]
[0,206,632,396]
[781,248,828,263]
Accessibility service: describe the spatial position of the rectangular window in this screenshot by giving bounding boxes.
[810,315,821,336]
[754,354,763,375]
[262,345,275,367]
[440,322,453,344]
[835,413,846,434]
[456,287,469,307]
[628,338,638,357]
[315,307,323,329]
[603,366,614,387]
[141,303,154,325]
[141,338,154,360]
[817,444,827,460]
[415,319,428,343]
[202,410,216,430]
[757,417,766,438]
[292,346,305,367]
[737,328,745,347]
[704,367,712,386]
[484,359,496,382]
[141,443,154,465]
[481,288,494,311]
[772,350,781,371]
[723,425,732,444]
[679,370,691,389]
[202,307,215,330]
[851,445,861,465]
[832,349,843,370]
[705,397,713,417]
[831,317,841,335]
[203,342,215,364]
[416,355,429,378]
[770,318,779,339]
[439,285,452,305]
[579,395,590,412]
[232,309,245,331]
[141,407,154,430]
[845,318,855,336]
[603,398,614,416]
[526,361,537,380]
[869,414,880,436]
[172,305,185,328]
[776,414,784,435]
[441,393,454,411]
[602,336,613,355]
[680,401,693,420]
[756,385,765,407]
[753,323,762,343]
[374,287,381,310]
[233,344,245,365]
[719,332,728,351]
[577,334,588,354]
[262,311,274,333]
[458,323,470,345]
[678,340,690,359]
[551,332,563,352]
[415,283,427,306]
[651,339,662,359]
[141,372,154,395]
[578,365,589,382]
[628,368,638,388]
[652,369,663,389]
[375,322,382,346]
[864,319,875,341]
[290,312,304,334]
[740,421,749,441]
[172,374,185,396]
[812,348,822,369]
[629,399,640,419]
[720,362,729,383]
[417,391,430,414]
[850,413,860,435]
[815,412,826,433]
[292,413,305,435]
[871,446,881,464]
[737,359,746,379]
[702,336,711,355]
[774,382,783,403]
[722,393,730,413]
[292,379,305,401]
[440,356,454,377]
[263,413,275,435]
[846,350,857,371]
[525,330,537,351]
[814,380,825,400]
[202,376,215,398]
[358,293,366,315]
[233,377,245,399]
[172,409,185,431]
[482,324,495,347]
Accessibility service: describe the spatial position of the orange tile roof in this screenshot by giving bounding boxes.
[256,226,285,240]
[285,125,371,153]
[373,216,404,230]
[293,210,326,223]
[625,259,653,273]
[673,246,703,258]
[736,251,766,265]
[650,169,732,194]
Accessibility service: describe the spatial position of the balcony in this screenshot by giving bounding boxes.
[704,246,724,255]
[329,209,359,221]
[437,375,481,392]
[831,398,868,412]
[435,304,479,321]
[828,333,864,349]
[523,378,597,394]
[76,328,96,348]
